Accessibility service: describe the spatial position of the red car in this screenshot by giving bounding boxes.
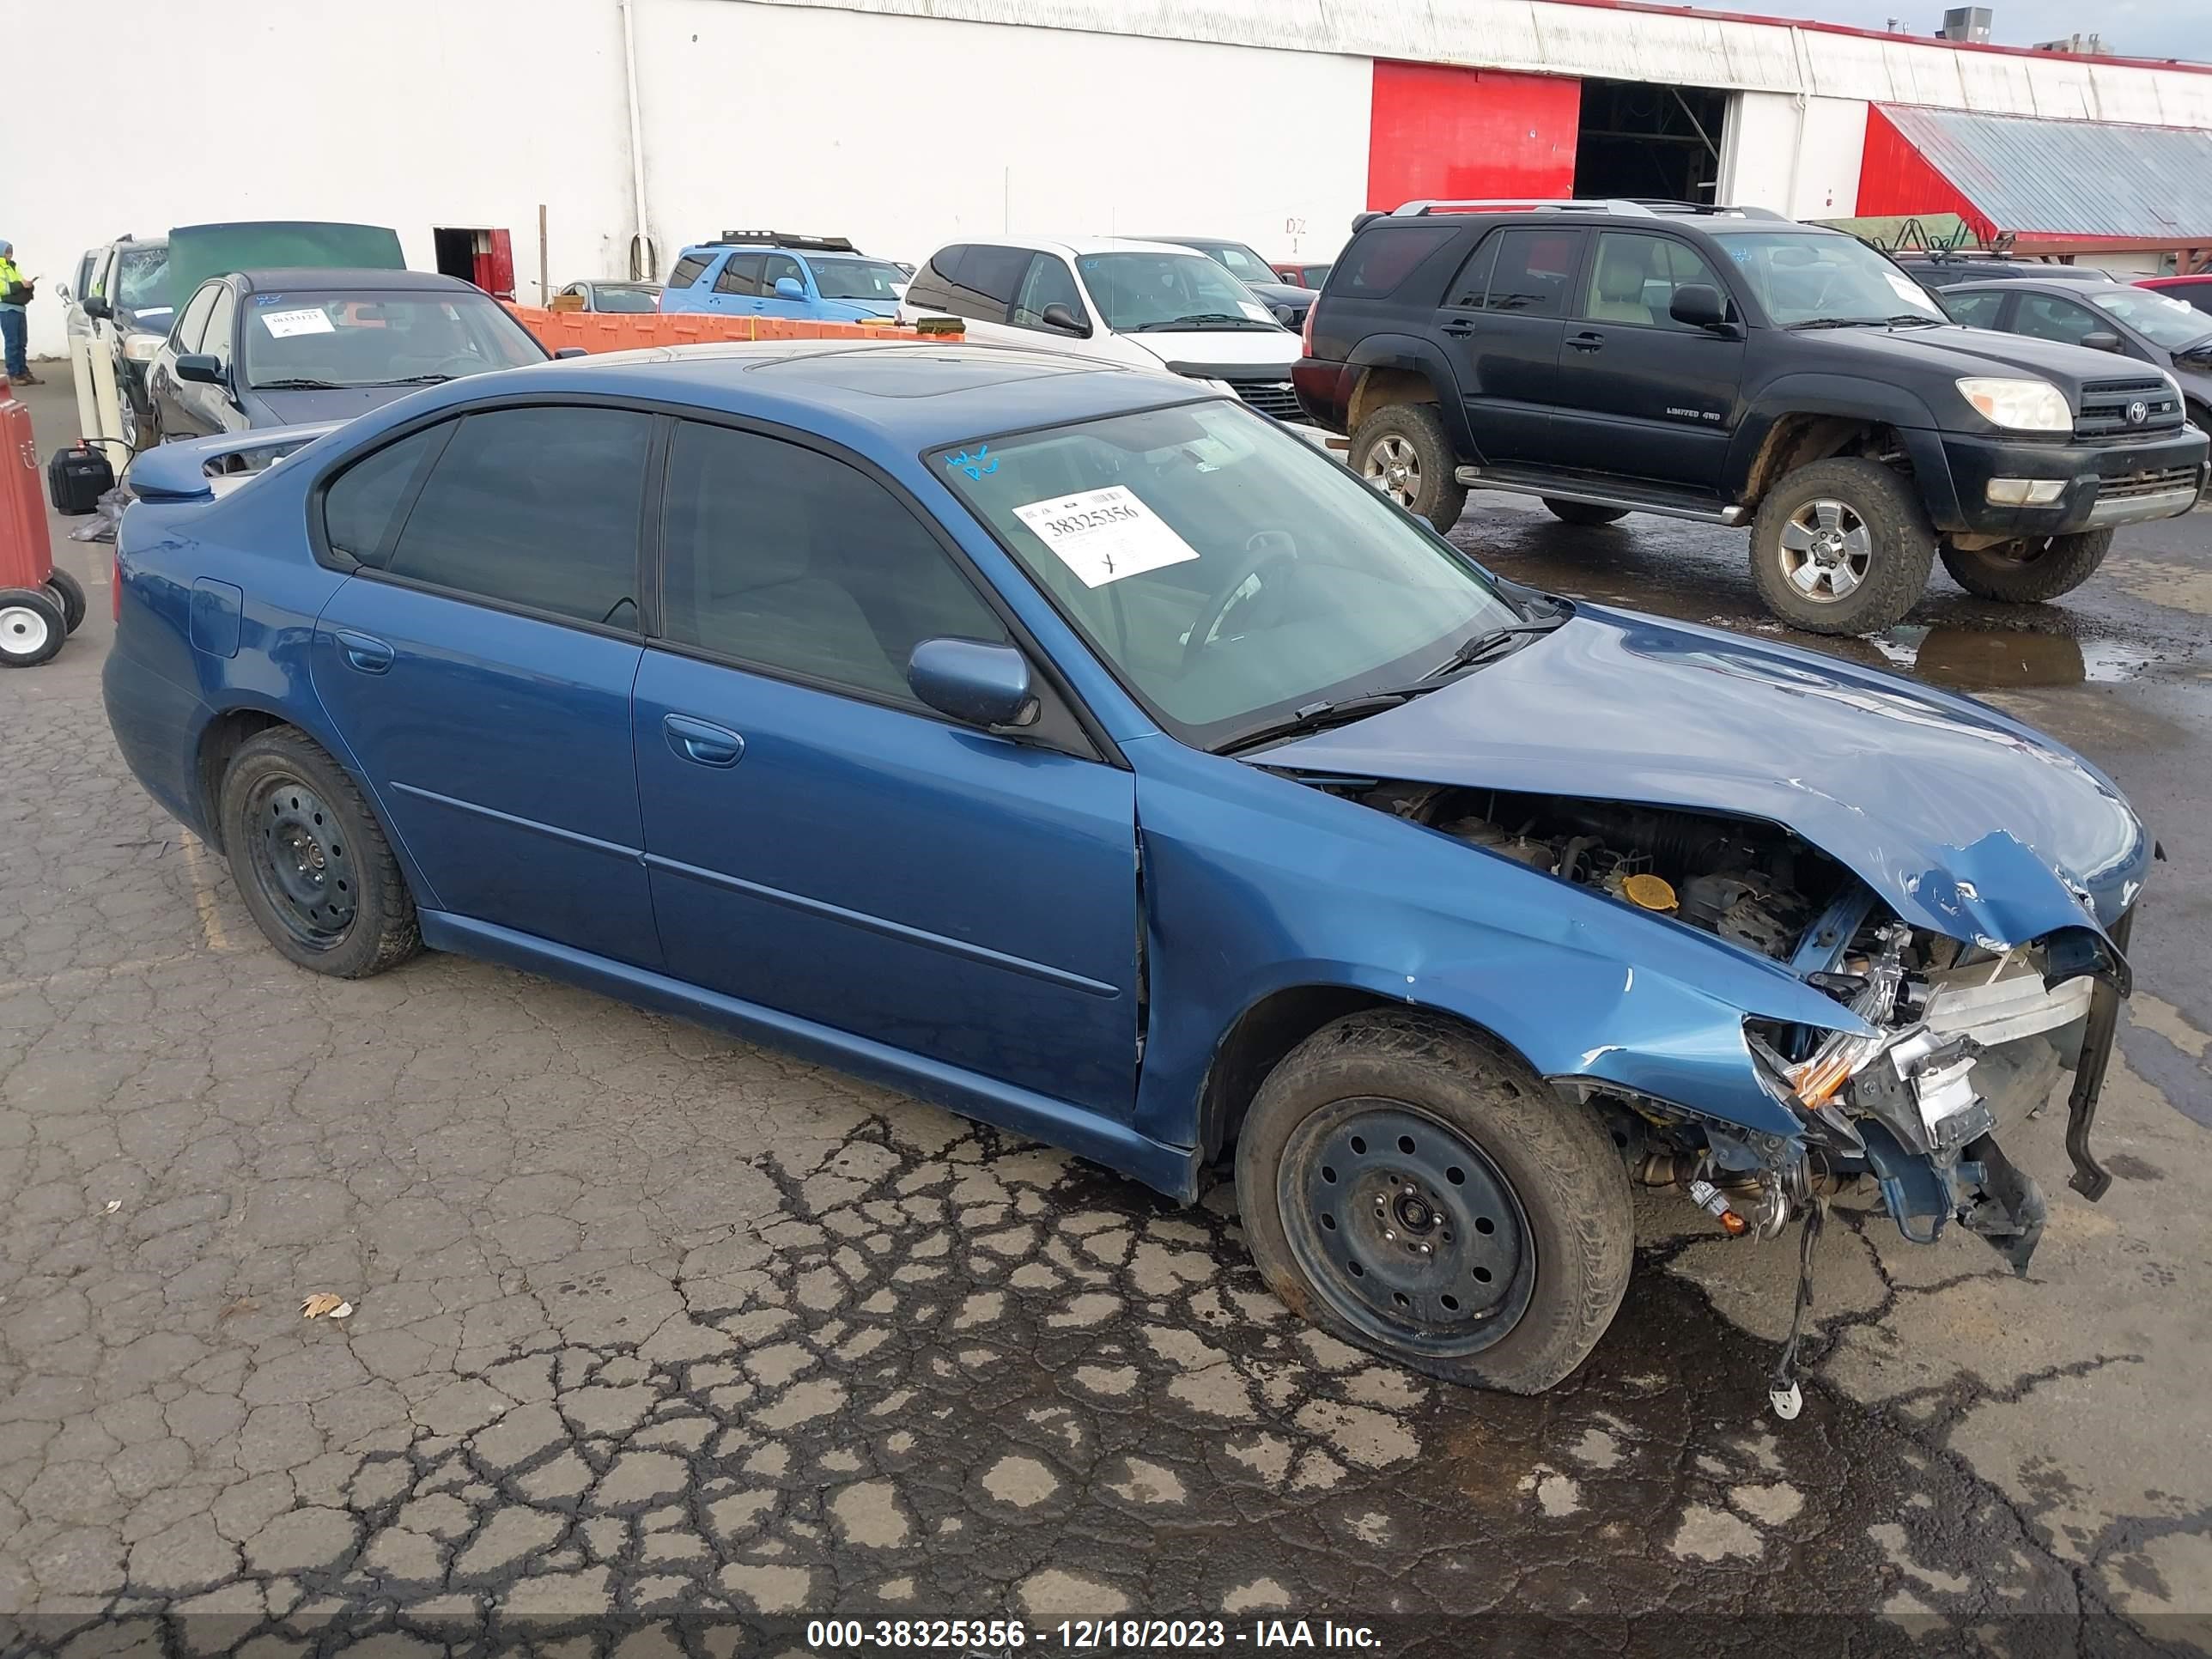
[1273,260,1333,289]
[2137,274,2212,317]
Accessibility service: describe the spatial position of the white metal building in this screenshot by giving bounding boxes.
[15,0,2212,356]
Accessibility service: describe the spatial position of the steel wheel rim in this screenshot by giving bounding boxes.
[243,775,356,949]
[1278,1099,1535,1358]
[1778,497,1874,601]
[0,605,52,657]
[1364,435,1421,508]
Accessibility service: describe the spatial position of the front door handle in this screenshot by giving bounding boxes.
[1441,319,1479,337]
[1569,331,1606,352]
[664,713,745,768]
[332,629,393,673]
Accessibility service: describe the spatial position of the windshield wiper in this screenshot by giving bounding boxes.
[1215,691,1417,756]
[1422,622,1565,679]
[1127,313,1274,332]
[1884,313,1944,327]
[358,374,455,386]
[1786,317,1883,331]
[251,377,345,390]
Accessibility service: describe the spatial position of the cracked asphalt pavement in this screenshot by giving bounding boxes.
[3,375,2209,1651]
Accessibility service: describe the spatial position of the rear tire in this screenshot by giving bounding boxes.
[1940,529,2114,605]
[1351,402,1468,534]
[218,727,421,979]
[1234,1011,1634,1394]
[1542,499,1629,526]
[0,587,66,666]
[1749,458,1936,635]
[45,568,87,635]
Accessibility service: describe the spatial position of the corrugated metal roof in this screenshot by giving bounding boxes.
[1880,104,2212,239]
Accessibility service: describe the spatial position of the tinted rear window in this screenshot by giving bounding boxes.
[1336,223,1462,296]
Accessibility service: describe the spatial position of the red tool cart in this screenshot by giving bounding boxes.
[1,374,88,666]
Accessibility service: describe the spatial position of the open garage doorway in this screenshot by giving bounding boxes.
[1573,79,1728,204]
[432,226,517,301]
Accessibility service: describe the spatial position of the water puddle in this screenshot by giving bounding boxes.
[1873,625,2157,690]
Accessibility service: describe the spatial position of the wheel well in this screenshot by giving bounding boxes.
[1741,415,1905,507]
[1198,987,1537,1161]
[195,709,288,853]
[1346,367,1440,434]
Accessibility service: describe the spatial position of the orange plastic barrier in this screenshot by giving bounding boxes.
[506,305,962,355]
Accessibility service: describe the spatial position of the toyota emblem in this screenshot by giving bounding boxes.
[2127,399,2150,425]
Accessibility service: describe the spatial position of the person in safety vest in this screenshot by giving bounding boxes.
[0,241,38,384]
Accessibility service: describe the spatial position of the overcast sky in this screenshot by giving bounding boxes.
[1738,2,2212,60]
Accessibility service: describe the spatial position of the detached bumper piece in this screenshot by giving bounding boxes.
[2063,907,2135,1203]
[1849,1029,2048,1275]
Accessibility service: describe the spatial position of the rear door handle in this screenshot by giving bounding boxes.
[1441,319,1479,337]
[332,629,393,673]
[664,713,745,768]
[1569,331,1606,352]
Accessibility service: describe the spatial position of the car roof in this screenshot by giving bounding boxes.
[393,340,1214,452]
[230,268,483,295]
[1945,277,2130,295]
[921,235,1223,262]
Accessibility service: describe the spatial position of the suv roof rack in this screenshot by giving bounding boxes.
[1390,198,1790,222]
[713,230,856,252]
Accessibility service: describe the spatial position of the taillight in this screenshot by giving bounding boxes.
[112,550,122,623]
[1301,301,1317,357]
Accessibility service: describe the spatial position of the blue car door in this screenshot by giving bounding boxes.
[706,252,765,316]
[631,417,1139,1117]
[757,254,813,320]
[309,403,662,968]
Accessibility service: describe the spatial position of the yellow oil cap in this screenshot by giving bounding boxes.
[1622,872,1678,913]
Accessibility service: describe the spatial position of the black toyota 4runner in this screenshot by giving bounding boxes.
[1294,201,2209,634]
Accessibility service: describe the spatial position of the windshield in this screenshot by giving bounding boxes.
[1193,241,1278,285]
[2088,286,2212,350]
[809,257,907,301]
[242,292,545,390]
[115,247,170,311]
[593,285,659,313]
[1073,252,1281,332]
[1711,230,1946,327]
[935,400,1522,750]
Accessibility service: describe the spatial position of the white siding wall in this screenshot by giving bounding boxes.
[1719,94,1865,219]
[630,1,1371,278]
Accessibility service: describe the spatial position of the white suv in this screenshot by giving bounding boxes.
[896,237,1304,422]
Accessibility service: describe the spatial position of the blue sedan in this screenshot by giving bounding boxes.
[104,343,2146,1397]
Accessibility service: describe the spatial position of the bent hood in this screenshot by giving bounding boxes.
[245,385,425,426]
[1260,606,2148,950]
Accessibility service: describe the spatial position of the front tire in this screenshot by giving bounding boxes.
[218,727,421,978]
[1940,529,2114,604]
[1235,1011,1634,1394]
[0,587,66,666]
[1542,499,1629,526]
[1351,403,1468,534]
[1749,458,1936,635]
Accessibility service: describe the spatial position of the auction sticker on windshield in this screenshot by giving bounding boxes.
[1012,486,1200,587]
[260,307,335,338]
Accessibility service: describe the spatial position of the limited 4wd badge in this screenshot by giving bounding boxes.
[1013,486,1201,586]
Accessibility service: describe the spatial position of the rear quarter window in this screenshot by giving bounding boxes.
[1336,223,1463,297]
[668,253,712,288]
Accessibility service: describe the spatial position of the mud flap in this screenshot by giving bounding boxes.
[1956,1133,2046,1277]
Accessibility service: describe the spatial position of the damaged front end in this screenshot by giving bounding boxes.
[1332,781,2134,1406]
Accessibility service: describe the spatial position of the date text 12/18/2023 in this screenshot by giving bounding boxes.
[803,1619,1384,1650]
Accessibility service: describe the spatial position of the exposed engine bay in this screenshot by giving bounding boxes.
[1330,779,2123,1418]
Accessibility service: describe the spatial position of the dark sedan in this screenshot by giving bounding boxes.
[1135,236,1319,326]
[147,268,548,442]
[1942,277,2212,429]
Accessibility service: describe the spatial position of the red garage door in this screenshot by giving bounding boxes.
[1368,61,1582,212]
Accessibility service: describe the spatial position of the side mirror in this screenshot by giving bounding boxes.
[2081,331,2124,353]
[1669,284,1730,330]
[773,276,807,301]
[82,295,112,322]
[1040,302,1089,337]
[55,283,72,304]
[174,353,225,386]
[907,638,1039,731]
